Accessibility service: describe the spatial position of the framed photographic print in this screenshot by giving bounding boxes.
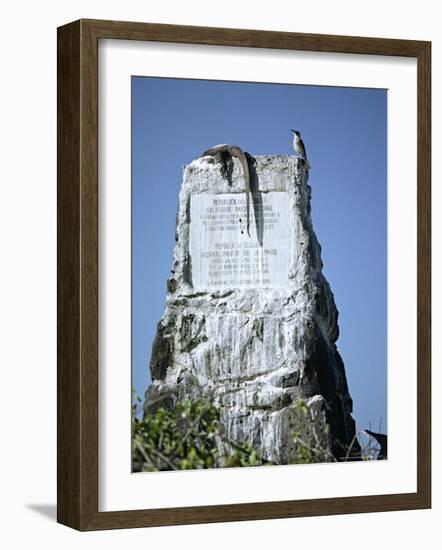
[57,19,431,530]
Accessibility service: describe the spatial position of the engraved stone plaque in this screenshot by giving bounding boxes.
[189,192,290,289]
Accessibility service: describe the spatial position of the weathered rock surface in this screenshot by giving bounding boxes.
[144,154,360,464]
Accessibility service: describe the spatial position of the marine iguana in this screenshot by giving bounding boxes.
[202,144,255,236]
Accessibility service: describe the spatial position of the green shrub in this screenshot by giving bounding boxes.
[132,395,366,471]
[132,396,265,472]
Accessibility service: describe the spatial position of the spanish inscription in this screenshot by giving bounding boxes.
[189,192,290,289]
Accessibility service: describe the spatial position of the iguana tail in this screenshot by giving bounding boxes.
[228,146,251,237]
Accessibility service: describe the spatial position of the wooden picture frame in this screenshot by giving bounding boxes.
[57,18,431,531]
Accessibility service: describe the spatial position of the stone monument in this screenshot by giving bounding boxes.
[144,153,360,464]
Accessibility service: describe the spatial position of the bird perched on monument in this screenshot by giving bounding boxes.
[291,129,311,170]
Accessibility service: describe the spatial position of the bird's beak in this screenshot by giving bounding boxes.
[290,129,295,133]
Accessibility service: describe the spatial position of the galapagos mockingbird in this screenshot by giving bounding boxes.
[291,129,311,170]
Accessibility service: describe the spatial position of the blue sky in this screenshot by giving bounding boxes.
[132,76,387,436]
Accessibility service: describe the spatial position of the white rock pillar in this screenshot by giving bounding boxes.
[144,154,359,464]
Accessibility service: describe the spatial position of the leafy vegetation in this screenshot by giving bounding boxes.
[132,395,264,472]
[132,394,376,472]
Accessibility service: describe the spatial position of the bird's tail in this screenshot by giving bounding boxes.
[298,156,311,170]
